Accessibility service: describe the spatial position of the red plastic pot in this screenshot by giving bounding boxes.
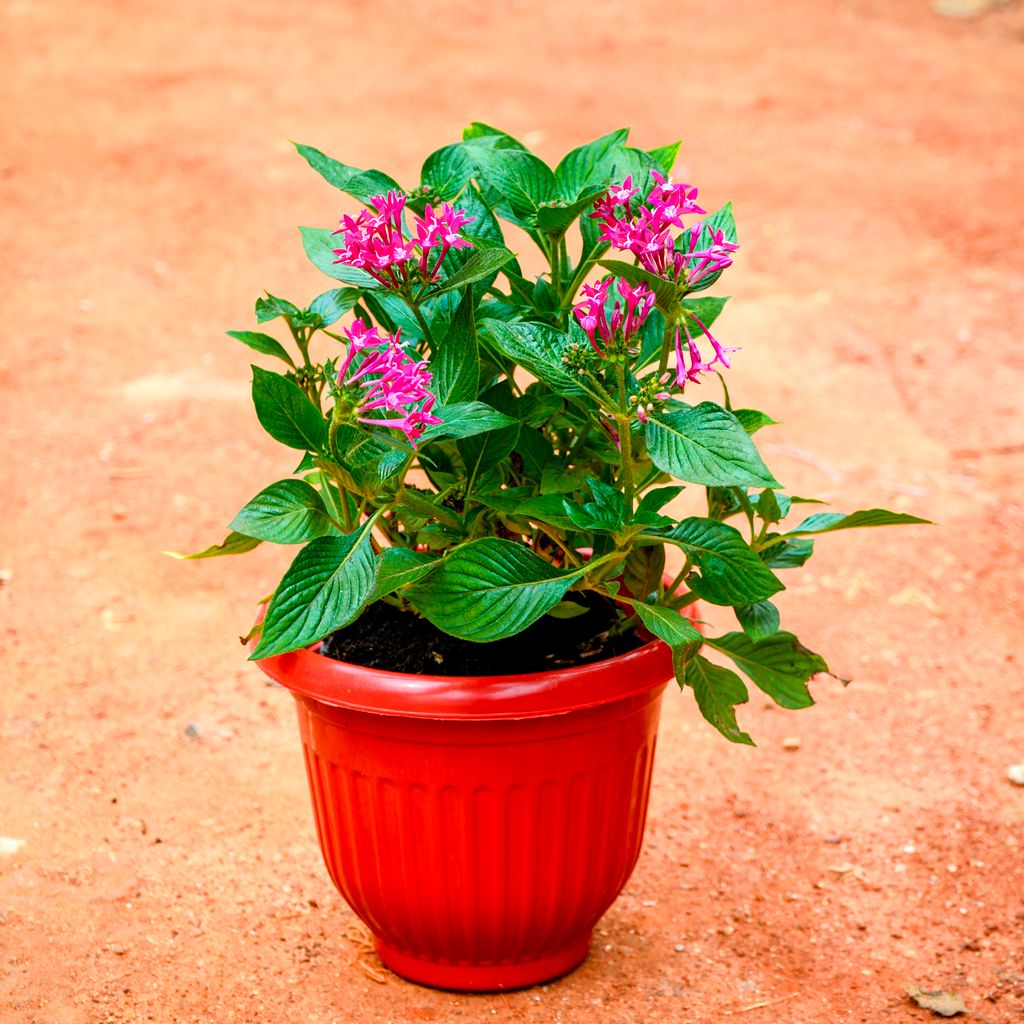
[256,610,697,992]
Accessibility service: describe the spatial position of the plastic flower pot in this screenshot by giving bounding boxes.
[256,610,698,992]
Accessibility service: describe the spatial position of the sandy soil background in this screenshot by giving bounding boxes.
[2,1,1023,1021]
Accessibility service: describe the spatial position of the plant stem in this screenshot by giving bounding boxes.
[663,558,692,600]
[657,317,675,378]
[614,363,636,511]
[408,301,435,355]
[548,233,562,304]
[559,243,610,313]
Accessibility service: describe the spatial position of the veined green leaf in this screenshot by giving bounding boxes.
[654,517,784,606]
[432,288,478,405]
[554,128,630,199]
[428,245,516,296]
[482,320,601,404]
[255,293,300,324]
[164,531,262,560]
[419,401,518,442]
[733,408,779,434]
[226,330,293,365]
[646,141,681,176]
[369,548,438,601]
[597,258,678,312]
[471,148,557,223]
[421,144,475,200]
[735,600,780,642]
[624,598,704,677]
[293,143,401,204]
[621,545,666,602]
[683,655,754,745]
[251,366,325,452]
[299,226,378,287]
[462,122,528,150]
[705,631,827,710]
[646,403,778,488]
[784,509,932,537]
[309,287,362,326]
[251,523,378,659]
[407,538,587,642]
[228,479,335,544]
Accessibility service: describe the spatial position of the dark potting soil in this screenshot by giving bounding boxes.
[319,593,646,676]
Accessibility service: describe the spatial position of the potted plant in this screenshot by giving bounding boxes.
[176,123,927,991]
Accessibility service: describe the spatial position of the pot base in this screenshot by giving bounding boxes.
[374,933,592,992]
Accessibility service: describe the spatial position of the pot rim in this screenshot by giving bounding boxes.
[254,609,698,721]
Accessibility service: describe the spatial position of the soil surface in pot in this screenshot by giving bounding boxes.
[320,593,646,675]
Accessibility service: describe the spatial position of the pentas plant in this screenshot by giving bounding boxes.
[179,124,928,745]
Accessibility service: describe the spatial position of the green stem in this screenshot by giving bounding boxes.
[614,363,636,511]
[663,558,692,600]
[657,317,675,378]
[407,301,435,355]
[548,233,562,304]
[559,243,610,313]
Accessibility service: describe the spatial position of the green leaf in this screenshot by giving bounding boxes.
[625,599,704,678]
[310,287,361,326]
[299,226,378,287]
[784,509,932,537]
[646,141,681,176]
[228,479,335,544]
[226,330,293,365]
[462,122,528,150]
[429,245,516,296]
[655,518,784,606]
[756,488,782,524]
[621,545,666,602]
[369,547,437,601]
[164,531,262,560]
[251,366,326,452]
[420,401,518,442]
[255,293,300,324]
[705,631,827,710]
[432,288,478,405]
[566,478,628,533]
[535,188,609,235]
[682,295,729,332]
[514,427,555,481]
[733,408,778,434]
[251,524,378,659]
[547,599,590,620]
[421,144,475,201]
[554,128,630,198]
[471,148,557,223]
[636,486,684,518]
[458,421,521,477]
[683,655,754,745]
[735,600,780,642]
[597,258,677,312]
[514,494,579,531]
[761,537,815,568]
[293,143,400,204]
[482,320,600,403]
[408,538,587,642]
[646,403,779,487]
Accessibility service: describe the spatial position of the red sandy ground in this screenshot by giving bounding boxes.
[2,2,1023,1021]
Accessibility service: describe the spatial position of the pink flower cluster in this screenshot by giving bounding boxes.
[332,191,475,289]
[590,172,737,288]
[573,278,656,355]
[337,319,441,446]
[672,317,739,389]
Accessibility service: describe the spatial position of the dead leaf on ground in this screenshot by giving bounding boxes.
[907,986,967,1017]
